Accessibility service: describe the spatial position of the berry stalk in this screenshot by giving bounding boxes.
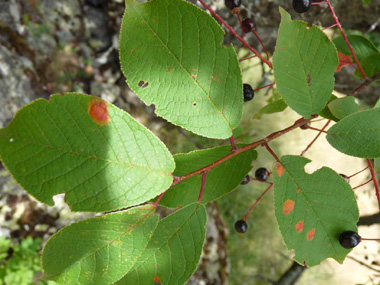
[366,159,380,209]
[301,119,331,156]
[324,0,368,80]
[244,183,273,220]
[197,171,208,203]
[197,0,273,69]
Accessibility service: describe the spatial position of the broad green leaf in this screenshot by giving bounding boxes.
[375,158,380,172]
[273,155,359,266]
[273,8,338,118]
[326,108,380,158]
[318,94,339,122]
[116,203,207,285]
[0,93,175,212]
[333,35,379,61]
[327,97,359,119]
[119,0,242,139]
[41,205,158,284]
[158,145,257,208]
[253,99,288,120]
[375,97,380,108]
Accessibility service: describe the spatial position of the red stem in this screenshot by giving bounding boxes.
[239,55,257,62]
[348,166,369,178]
[251,29,269,60]
[236,11,244,38]
[263,142,280,162]
[323,23,338,31]
[325,0,368,80]
[172,115,318,186]
[353,179,373,190]
[197,172,208,203]
[153,190,166,208]
[254,82,275,92]
[305,126,328,133]
[197,0,273,69]
[301,120,331,156]
[230,135,237,150]
[366,159,380,209]
[244,183,273,220]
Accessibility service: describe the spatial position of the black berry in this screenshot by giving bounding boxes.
[224,0,241,10]
[292,0,311,13]
[339,174,350,183]
[235,220,248,233]
[241,175,250,185]
[243,84,254,102]
[255,167,269,181]
[242,18,256,33]
[339,231,361,249]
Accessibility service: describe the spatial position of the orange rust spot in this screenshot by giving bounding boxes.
[282,199,295,215]
[274,162,285,176]
[295,221,304,233]
[191,74,198,78]
[154,276,162,285]
[166,68,173,73]
[88,98,111,126]
[211,75,221,82]
[307,229,315,241]
[336,51,353,72]
[297,187,300,193]
[214,70,220,74]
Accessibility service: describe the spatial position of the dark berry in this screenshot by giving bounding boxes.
[292,0,311,13]
[255,167,269,181]
[242,18,256,33]
[339,231,361,249]
[224,0,241,10]
[235,220,248,233]
[243,84,254,102]
[339,174,350,183]
[241,175,250,185]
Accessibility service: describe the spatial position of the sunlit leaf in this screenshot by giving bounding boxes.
[273,156,359,266]
[0,93,175,212]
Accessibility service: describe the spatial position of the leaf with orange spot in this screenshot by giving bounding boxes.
[273,155,359,266]
[0,93,175,212]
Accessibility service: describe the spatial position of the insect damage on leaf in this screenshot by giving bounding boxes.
[87,98,111,126]
[138,80,149,88]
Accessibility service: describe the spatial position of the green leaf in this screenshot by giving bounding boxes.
[253,99,288,120]
[273,8,338,118]
[41,205,158,284]
[326,108,380,158]
[116,203,207,285]
[375,97,380,108]
[318,94,339,122]
[363,0,370,6]
[327,97,359,120]
[333,35,379,61]
[375,158,380,172]
[357,52,380,79]
[0,93,175,212]
[273,155,359,266]
[158,145,257,208]
[119,0,242,139]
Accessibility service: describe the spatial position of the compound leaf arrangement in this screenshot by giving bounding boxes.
[0,0,379,283]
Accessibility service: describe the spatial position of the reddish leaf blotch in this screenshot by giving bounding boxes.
[88,98,111,126]
[306,229,315,241]
[282,199,295,215]
[274,162,285,177]
[154,276,162,285]
[336,52,353,72]
[295,221,304,233]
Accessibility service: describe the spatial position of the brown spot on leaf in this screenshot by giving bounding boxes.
[274,162,284,176]
[295,221,304,233]
[307,74,311,87]
[297,187,300,193]
[191,74,198,78]
[193,102,197,106]
[138,80,149,88]
[307,229,315,241]
[166,68,173,73]
[88,98,111,126]
[282,199,295,215]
